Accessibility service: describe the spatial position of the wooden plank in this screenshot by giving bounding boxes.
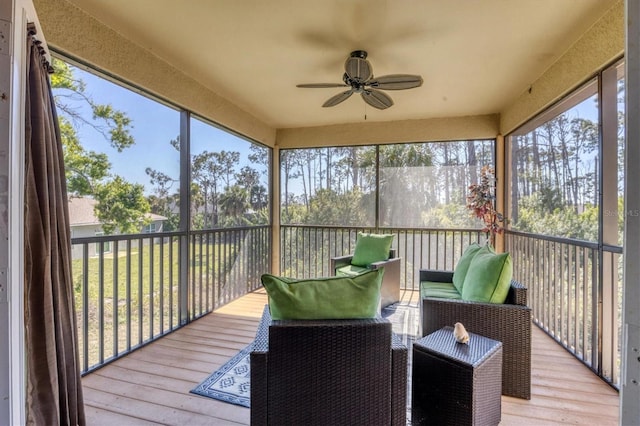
[83,374,249,424]
[161,331,254,349]
[111,356,218,383]
[152,336,247,355]
[184,321,260,334]
[92,364,199,392]
[501,401,617,425]
[127,342,236,368]
[83,406,159,425]
[529,383,618,404]
[503,393,619,417]
[149,340,243,363]
[83,387,246,425]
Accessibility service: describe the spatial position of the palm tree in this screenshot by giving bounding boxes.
[219,185,250,225]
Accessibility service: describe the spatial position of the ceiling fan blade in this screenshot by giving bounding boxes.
[344,56,373,82]
[367,74,423,90]
[323,90,354,107]
[361,89,393,110]
[297,83,349,88]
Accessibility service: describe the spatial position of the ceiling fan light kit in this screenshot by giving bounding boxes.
[297,50,423,110]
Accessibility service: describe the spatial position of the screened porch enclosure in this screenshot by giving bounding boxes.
[66,56,626,391]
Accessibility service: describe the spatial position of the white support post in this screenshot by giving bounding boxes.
[271,144,280,275]
[2,1,27,424]
[622,0,640,422]
[0,1,13,422]
[601,61,619,384]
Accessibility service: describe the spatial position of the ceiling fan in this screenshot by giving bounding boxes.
[297,50,423,110]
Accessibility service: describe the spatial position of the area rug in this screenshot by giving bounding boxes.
[190,344,252,407]
[190,302,419,408]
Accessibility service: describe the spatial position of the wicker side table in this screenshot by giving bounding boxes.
[412,326,503,426]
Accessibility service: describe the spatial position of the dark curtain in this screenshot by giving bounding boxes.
[24,26,85,425]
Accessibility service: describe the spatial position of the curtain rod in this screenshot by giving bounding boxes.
[27,22,54,74]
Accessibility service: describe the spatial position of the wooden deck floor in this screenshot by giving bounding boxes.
[81,289,619,425]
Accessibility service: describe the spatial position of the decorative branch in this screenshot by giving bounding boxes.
[466,165,506,246]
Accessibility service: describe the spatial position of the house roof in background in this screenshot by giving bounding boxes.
[68,197,166,227]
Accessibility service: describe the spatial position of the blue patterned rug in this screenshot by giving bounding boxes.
[190,302,419,408]
[190,344,252,407]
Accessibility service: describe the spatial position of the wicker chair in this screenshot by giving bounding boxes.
[331,249,401,309]
[419,269,532,399]
[250,305,408,426]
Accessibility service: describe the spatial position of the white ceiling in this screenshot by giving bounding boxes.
[64,0,616,129]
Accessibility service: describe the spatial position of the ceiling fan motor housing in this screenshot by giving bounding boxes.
[345,52,373,82]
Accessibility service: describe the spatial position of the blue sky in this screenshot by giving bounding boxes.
[56,63,267,196]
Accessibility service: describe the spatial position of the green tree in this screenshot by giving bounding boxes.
[145,167,179,231]
[93,177,150,234]
[51,60,134,152]
[219,185,250,226]
[305,188,370,226]
[514,192,598,241]
[192,151,223,228]
[52,58,150,234]
[236,166,268,211]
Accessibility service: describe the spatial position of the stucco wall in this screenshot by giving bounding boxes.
[277,114,499,148]
[500,0,624,135]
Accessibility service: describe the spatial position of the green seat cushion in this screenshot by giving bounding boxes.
[420,280,462,300]
[336,264,369,277]
[261,269,383,320]
[351,233,394,267]
[452,243,483,293]
[461,245,513,303]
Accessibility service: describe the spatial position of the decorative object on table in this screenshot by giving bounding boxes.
[331,232,401,309]
[466,165,506,247]
[453,322,470,344]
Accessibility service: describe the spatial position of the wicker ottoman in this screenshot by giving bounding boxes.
[412,326,503,426]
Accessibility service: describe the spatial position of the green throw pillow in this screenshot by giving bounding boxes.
[261,269,383,320]
[461,245,512,303]
[452,243,483,293]
[351,233,394,267]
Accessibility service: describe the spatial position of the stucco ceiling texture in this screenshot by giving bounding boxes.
[64,0,616,129]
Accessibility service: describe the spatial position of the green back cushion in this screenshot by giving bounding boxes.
[261,269,383,320]
[452,243,483,293]
[461,245,513,303]
[351,233,394,267]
